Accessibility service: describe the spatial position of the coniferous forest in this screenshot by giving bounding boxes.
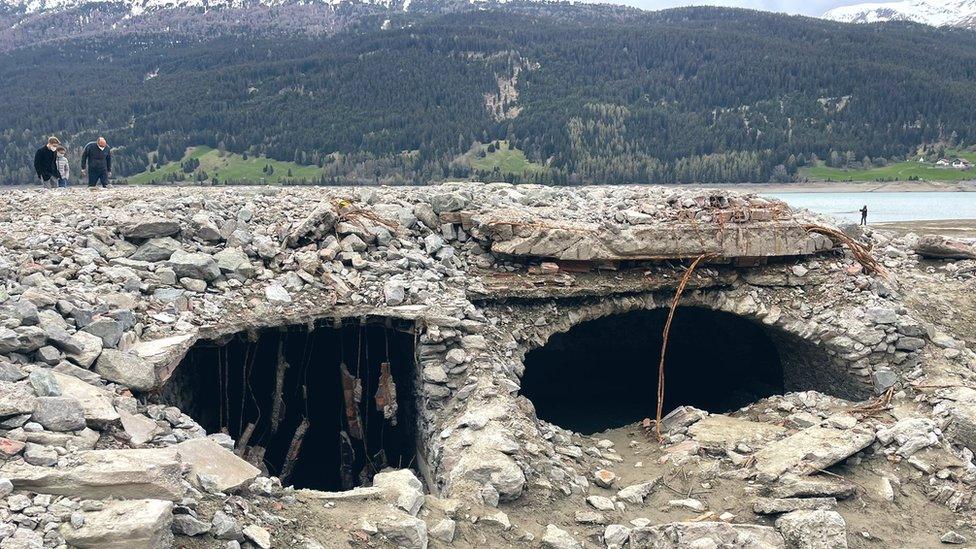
[3,5,976,185]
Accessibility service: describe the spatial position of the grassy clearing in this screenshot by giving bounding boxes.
[467,141,546,176]
[126,146,324,185]
[802,149,976,182]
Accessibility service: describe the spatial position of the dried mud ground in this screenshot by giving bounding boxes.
[178,247,976,549]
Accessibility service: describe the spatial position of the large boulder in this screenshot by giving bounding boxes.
[753,426,875,481]
[129,237,182,262]
[0,381,37,417]
[214,247,257,279]
[630,522,785,548]
[914,235,976,260]
[166,250,220,282]
[94,350,157,392]
[52,372,120,426]
[31,396,86,432]
[775,510,848,549]
[64,331,103,369]
[162,438,259,493]
[0,448,184,500]
[121,217,180,240]
[61,499,174,549]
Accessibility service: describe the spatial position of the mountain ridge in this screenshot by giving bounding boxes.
[823,0,976,28]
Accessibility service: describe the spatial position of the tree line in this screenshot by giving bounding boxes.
[2,6,976,185]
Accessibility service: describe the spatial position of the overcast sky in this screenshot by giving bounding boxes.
[589,0,862,17]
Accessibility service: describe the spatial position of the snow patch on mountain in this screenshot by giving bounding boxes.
[823,0,976,28]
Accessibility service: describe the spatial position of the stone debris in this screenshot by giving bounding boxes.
[542,524,582,549]
[60,499,174,548]
[629,522,785,548]
[774,510,848,549]
[753,425,875,481]
[0,184,968,548]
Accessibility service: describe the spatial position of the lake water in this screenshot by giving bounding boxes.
[763,192,976,223]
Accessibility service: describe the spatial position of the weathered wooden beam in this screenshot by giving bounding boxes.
[340,363,364,439]
[279,418,310,484]
[375,361,398,426]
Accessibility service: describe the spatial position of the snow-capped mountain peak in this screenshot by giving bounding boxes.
[823,0,976,28]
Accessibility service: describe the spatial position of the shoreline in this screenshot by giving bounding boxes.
[873,218,976,238]
[713,180,976,193]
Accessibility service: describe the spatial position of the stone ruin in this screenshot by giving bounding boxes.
[1,183,975,548]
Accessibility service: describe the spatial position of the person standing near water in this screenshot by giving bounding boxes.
[860,205,868,226]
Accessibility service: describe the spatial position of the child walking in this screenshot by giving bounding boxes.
[55,147,70,188]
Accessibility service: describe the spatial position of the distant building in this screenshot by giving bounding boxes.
[952,158,973,170]
[936,158,951,166]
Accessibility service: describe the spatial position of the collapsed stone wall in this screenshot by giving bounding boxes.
[0,183,970,549]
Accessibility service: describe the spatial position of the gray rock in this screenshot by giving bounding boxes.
[94,350,158,392]
[775,510,847,548]
[214,247,257,279]
[865,307,897,324]
[0,326,46,354]
[23,442,58,466]
[753,426,875,481]
[0,381,36,416]
[0,528,44,549]
[0,477,12,496]
[429,519,456,543]
[0,362,27,382]
[941,531,967,544]
[130,237,182,262]
[28,370,62,397]
[64,331,103,369]
[871,369,897,393]
[3,300,39,326]
[211,510,243,540]
[384,280,406,306]
[340,234,367,253]
[242,524,272,549]
[32,396,86,431]
[167,250,220,282]
[753,497,836,515]
[35,345,61,365]
[2,448,184,500]
[617,481,657,504]
[542,524,582,549]
[191,213,222,242]
[377,515,427,549]
[61,498,174,548]
[631,522,785,548]
[604,524,631,549]
[121,217,181,240]
[172,514,210,536]
[81,318,124,349]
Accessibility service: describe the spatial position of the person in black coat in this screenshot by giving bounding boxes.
[33,137,62,188]
[80,137,112,189]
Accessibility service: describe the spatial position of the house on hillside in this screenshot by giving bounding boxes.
[952,158,973,170]
[936,158,951,166]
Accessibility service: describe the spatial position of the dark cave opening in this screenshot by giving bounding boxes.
[521,307,835,435]
[161,319,417,491]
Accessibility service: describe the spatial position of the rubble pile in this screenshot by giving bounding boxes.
[0,183,974,548]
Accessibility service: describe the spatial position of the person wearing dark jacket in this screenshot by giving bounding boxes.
[81,137,112,189]
[33,137,62,188]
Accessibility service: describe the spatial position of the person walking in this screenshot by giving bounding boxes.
[81,137,112,189]
[55,147,70,188]
[860,205,868,226]
[33,137,62,188]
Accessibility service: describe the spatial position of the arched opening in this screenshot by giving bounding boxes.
[160,320,417,491]
[520,307,843,435]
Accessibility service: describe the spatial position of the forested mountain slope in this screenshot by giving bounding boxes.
[3,6,976,184]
